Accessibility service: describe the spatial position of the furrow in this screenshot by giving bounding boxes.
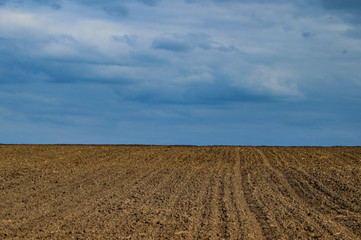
[232,147,265,240]
[218,166,230,239]
[240,168,281,240]
[277,148,361,238]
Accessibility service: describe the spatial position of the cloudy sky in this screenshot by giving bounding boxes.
[0,0,360,145]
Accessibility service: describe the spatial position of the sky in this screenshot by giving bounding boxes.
[0,0,360,145]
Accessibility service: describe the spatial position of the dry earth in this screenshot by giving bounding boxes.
[1,145,361,239]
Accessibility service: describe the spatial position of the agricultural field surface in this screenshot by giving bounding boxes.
[1,145,361,239]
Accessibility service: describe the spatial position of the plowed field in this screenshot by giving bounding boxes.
[1,145,361,239]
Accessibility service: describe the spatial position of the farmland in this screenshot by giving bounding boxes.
[1,145,361,239]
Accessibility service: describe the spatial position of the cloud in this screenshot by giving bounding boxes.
[320,0,361,24]
[115,78,275,105]
[321,0,361,12]
[0,0,62,9]
[74,0,160,7]
[345,29,361,39]
[152,33,212,52]
[102,4,128,17]
[302,32,315,38]
[1,0,357,101]
[111,34,138,47]
[1,0,360,144]
[138,0,160,6]
[246,65,302,97]
[152,38,191,52]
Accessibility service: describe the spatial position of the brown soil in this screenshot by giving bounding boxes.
[1,145,361,239]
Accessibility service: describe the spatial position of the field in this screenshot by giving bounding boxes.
[1,145,361,239]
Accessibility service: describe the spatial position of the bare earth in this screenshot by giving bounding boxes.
[1,145,361,239]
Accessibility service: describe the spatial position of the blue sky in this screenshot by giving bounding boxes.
[0,0,360,145]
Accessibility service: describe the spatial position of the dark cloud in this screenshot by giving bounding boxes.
[138,0,160,6]
[116,78,276,106]
[50,2,61,9]
[185,0,305,5]
[321,0,361,11]
[102,4,128,17]
[345,30,361,39]
[72,0,160,17]
[152,34,212,52]
[320,0,361,24]
[302,32,315,38]
[0,0,62,9]
[33,0,60,8]
[152,38,190,52]
[80,0,160,6]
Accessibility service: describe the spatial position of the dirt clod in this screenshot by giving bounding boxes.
[1,145,361,239]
